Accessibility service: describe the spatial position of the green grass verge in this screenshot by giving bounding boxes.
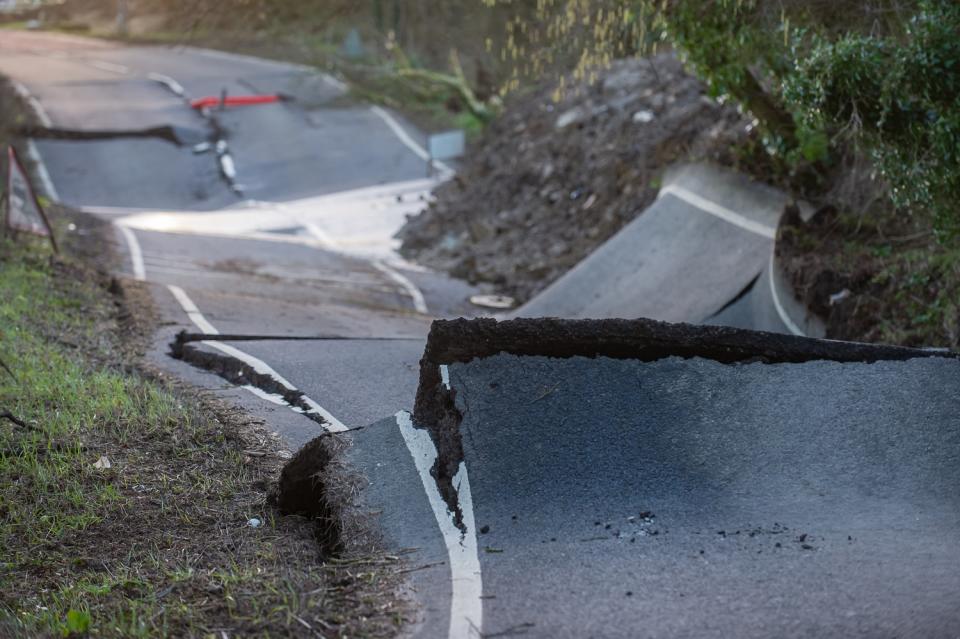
[0,237,406,637]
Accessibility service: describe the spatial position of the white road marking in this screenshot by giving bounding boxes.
[147,72,187,98]
[25,140,60,201]
[118,226,146,281]
[440,365,451,390]
[88,60,130,75]
[372,260,429,314]
[767,253,806,337]
[242,385,288,406]
[166,284,219,334]
[11,80,53,127]
[114,226,344,427]
[371,106,453,177]
[219,152,237,181]
[396,411,483,639]
[165,284,348,433]
[10,82,60,200]
[659,184,777,239]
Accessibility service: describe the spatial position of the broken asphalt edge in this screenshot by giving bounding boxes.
[412,316,959,520]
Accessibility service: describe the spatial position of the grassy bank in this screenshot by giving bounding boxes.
[0,232,407,637]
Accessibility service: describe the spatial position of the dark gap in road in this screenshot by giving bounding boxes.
[20,124,190,146]
[272,436,344,556]
[174,330,422,345]
[413,317,960,526]
[169,345,348,556]
[703,271,760,321]
[170,340,328,427]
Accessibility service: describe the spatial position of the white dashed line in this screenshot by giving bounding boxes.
[396,410,483,639]
[659,183,777,239]
[147,72,187,98]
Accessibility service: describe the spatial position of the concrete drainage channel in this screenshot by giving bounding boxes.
[292,317,960,637]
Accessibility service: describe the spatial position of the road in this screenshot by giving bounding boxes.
[5,30,956,638]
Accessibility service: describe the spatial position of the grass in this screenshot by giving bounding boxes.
[0,73,406,636]
[0,235,407,637]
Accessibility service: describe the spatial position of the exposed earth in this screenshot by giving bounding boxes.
[398,54,752,302]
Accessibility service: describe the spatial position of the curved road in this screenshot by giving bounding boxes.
[6,30,956,639]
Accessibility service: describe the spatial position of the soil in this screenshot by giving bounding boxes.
[397,53,751,302]
[777,203,960,349]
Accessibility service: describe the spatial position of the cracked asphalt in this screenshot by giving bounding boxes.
[5,29,958,638]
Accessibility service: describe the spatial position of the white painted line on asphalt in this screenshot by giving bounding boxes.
[371,106,453,176]
[147,72,187,98]
[242,385,289,406]
[25,140,60,202]
[373,260,429,314]
[440,365,451,389]
[118,226,146,281]
[396,410,483,639]
[165,284,349,433]
[296,219,430,314]
[659,184,777,239]
[767,253,806,337]
[88,60,130,75]
[11,81,53,127]
[11,82,61,200]
[166,284,219,334]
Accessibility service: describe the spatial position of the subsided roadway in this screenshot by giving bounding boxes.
[346,318,960,638]
[6,28,957,639]
[512,162,824,338]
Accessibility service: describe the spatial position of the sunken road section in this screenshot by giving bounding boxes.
[412,317,959,519]
[405,318,960,636]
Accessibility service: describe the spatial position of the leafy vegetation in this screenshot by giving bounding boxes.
[488,0,959,241]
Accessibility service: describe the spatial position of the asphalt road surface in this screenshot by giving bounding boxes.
[6,30,956,638]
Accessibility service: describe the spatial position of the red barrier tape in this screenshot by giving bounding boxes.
[190,94,281,109]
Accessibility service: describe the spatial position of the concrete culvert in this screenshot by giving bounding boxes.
[402,317,960,637]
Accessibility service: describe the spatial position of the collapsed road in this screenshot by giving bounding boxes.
[345,318,960,637]
[5,29,958,638]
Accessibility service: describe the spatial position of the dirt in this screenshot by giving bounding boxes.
[777,203,960,348]
[397,53,752,302]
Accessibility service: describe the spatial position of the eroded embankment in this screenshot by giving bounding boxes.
[412,317,959,520]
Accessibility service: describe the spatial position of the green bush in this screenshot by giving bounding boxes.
[782,0,960,239]
[489,0,960,239]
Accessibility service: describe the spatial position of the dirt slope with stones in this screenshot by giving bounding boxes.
[398,53,751,302]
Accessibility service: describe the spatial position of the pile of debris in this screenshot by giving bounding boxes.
[398,53,751,302]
